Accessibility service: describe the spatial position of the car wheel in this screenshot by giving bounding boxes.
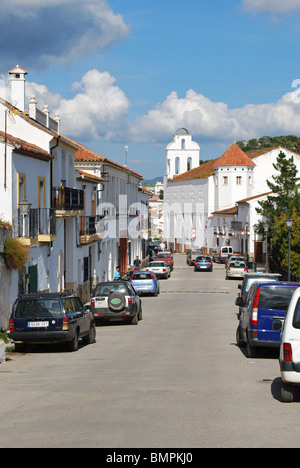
[236,325,245,348]
[130,313,138,325]
[138,305,143,321]
[82,322,96,345]
[246,338,258,358]
[281,381,294,403]
[67,330,79,352]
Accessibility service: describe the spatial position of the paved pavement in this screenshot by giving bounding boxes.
[0,254,299,448]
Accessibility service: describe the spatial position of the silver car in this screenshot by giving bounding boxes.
[226,261,248,280]
[90,281,142,325]
[145,261,171,279]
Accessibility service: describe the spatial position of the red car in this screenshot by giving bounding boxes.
[156,252,174,271]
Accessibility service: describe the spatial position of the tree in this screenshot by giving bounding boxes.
[256,151,300,273]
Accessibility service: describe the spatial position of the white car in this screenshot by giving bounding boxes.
[145,261,171,279]
[280,288,300,402]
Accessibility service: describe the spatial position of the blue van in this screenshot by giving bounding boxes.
[236,282,300,358]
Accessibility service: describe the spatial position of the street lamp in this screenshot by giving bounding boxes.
[286,218,294,281]
[264,224,269,272]
[253,224,257,272]
[18,199,32,238]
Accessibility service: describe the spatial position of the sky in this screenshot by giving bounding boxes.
[1,0,300,179]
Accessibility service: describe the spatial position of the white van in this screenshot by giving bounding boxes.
[280,288,300,402]
[212,246,233,264]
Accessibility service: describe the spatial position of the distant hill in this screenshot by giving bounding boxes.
[237,135,300,154]
[143,176,163,186]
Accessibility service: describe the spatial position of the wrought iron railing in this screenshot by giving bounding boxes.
[17,208,56,239]
[53,186,84,211]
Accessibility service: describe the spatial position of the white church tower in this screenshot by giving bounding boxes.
[165,128,200,180]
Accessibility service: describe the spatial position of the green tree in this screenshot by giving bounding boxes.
[256,151,300,272]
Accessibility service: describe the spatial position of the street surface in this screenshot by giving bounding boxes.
[0,254,299,448]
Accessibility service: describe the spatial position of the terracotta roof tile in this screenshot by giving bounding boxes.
[213,143,255,167]
[169,159,216,182]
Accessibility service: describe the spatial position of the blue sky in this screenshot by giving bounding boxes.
[1,0,300,179]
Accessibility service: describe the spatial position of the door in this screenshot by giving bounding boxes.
[28,264,38,293]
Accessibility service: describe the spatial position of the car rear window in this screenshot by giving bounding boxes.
[244,277,278,293]
[292,298,300,329]
[93,284,128,296]
[15,299,62,318]
[258,286,297,310]
[196,256,211,261]
[229,262,246,268]
[131,273,153,280]
[149,262,165,267]
[157,254,170,259]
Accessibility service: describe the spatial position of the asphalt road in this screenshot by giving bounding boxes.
[0,254,299,448]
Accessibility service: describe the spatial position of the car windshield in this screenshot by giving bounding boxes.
[15,299,63,318]
[149,262,165,267]
[258,286,298,310]
[93,283,128,296]
[131,273,153,280]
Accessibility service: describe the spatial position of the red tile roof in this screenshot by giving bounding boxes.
[214,143,256,167]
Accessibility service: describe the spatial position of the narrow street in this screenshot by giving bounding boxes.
[0,254,299,448]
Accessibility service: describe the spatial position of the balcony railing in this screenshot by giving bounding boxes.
[53,186,84,212]
[17,208,56,242]
[79,215,104,244]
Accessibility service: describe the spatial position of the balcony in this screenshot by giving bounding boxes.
[79,215,104,245]
[53,186,84,217]
[17,208,56,245]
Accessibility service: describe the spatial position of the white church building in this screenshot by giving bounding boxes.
[164,129,300,262]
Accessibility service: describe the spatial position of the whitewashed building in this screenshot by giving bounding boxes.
[164,129,300,259]
[0,66,146,329]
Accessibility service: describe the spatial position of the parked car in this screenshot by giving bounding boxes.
[156,252,174,271]
[194,255,213,272]
[90,281,142,325]
[213,246,234,263]
[9,292,96,351]
[236,282,300,358]
[225,255,245,269]
[186,248,203,266]
[130,271,160,296]
[226,261,247,280]
[235,272,281,318]
[145,261,171,279]
[280,288,300,402]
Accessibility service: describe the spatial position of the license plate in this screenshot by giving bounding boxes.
[200,266,207,269]
[28,321,49,328]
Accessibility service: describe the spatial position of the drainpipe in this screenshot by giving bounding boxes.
[50,136,60,208]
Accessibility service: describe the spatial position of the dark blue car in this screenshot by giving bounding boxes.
[9,292,96,352]
[236,282,300,358]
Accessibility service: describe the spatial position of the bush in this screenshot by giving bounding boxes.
[4,237,29,272]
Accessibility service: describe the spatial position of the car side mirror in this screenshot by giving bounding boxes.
[235,297,245,307]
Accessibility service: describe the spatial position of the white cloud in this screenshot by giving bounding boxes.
[0,0,129,71]
[26,69,130,141]
[127,88,300,144]
[21,70,300,148]
[242,0,300,14]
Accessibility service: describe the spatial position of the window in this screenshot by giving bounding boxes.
[223,176,228,186]
[236,176,242,185]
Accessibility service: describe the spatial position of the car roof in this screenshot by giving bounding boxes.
[17,292,76,299]
[253,281,300,288]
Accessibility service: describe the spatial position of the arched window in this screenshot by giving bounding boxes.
[175,157,180,174]
[181,138,185,150]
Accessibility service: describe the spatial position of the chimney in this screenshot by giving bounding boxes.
[8,65,28,111]
[29,95,37,119]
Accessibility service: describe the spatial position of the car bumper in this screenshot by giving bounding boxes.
[195,266,212,271]
[248,332,281,349]
[280,361,300,384]
[9,330,72,344]
[91,307,136,320]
